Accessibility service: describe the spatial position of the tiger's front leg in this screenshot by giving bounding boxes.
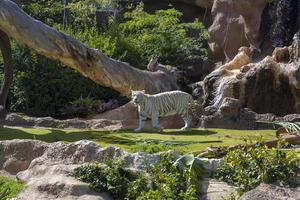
[151,112,163,132]
[134,114,146,132]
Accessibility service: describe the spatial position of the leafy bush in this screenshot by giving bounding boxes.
[72,158,148,200]
[138,153,199,200]
[9,43,117,116]
[21,0,64,26]
[0,176,24,200]
[73,153,203,199]
[215,143,300,195]
[67,96,100,118]
[59,23,144,69]
[119,3,209,68]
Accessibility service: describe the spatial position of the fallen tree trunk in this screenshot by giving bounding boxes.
[0,0,179,97]
[0,29,13,116]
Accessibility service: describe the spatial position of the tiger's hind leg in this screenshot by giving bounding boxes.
[151,112,163,132]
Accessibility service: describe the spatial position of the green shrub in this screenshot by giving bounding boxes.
[73,153,202,199]
[215,143,300,195]
[0,176,24,200]
[138,153,199,200]
[119,3,209,68]
[21,0,64,26]
[9,43,117,116]
[68,96,100,118]
[72,158,147,200]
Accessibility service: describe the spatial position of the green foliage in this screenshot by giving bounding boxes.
[68,96,100,118]
[73,153,202,200]
[120,3,209,67]
[10,43,117,116]
[0,176,24,200]
[215,143,300,195]
[72,158,148,200]
[21,0,64,26]
[138,153,199,200]
[59,24,144,68]
[67,0,118,27]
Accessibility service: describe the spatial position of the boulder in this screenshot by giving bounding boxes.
[218,98,241,118]
[200,178,237,200]
[5,113,35,127]
[0,140,49,174]
[17,164,113,200]
[239,183,300,200]
[208,0,266,61]
[200,98,257,129]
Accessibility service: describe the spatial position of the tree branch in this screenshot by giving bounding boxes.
[0,29,13,115]
[0,0,179,97]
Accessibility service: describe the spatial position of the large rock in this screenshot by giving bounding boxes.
[0,140,49,174]
[0,140,162,200]
[3,113,123,130]
[203,55,300,116]
[200,98,258,129]
[208,0,266,61]
[200,178,237,200]
[17,164,112,200]
[239,183,300,200]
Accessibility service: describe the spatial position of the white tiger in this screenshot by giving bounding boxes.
[131,90,195,132]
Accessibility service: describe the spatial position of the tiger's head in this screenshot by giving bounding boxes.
[131,90,146,105]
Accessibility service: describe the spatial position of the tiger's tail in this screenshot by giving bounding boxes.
[188,99,204,120]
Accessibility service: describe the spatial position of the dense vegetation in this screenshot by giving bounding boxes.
[72,152,202,199]
[0,176,24,199]
[215,142,300,195]
[0,0,208,117]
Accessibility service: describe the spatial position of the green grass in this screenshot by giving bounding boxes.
[0,126,276,154]
[0,176,25,199]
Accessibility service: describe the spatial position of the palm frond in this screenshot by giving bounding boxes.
[273,121,300,136]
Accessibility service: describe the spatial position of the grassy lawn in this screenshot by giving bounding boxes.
[0,126,276,154]
[0,176,24,199]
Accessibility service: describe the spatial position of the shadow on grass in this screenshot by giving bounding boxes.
[116,129,217,136]
[0,127,109,143]
[0,127,221,147]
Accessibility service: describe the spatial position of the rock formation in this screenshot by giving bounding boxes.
[239,184,300,200]
[201,33,300,117]
[208,0,266,61]
[0,139,227,200]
